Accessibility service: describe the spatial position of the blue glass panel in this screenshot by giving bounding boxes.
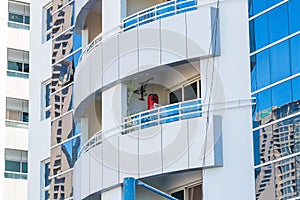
[45,162,50,187]
[253,89,272,127]
[181,99,202,119]
[290,35,300,75]
[267,0,282,7]
[271,81,292,109]
[255,164,276,199]
[292,77,300,102]
[270,41,290,83]
[157,1,175,19]
[253,130,260,165]
[73,50,82,69]
[141,110,158,129]
[139,8,155,26]
[72,136,81,161]
[248,0,267,17]
[249,14,269,52]
[73,32,82,54]
[176,0,197,14]
[61,140,73,169]
[288,0,300,34]
[268,4,288,44]
[124,14,138,31]
[251,49,270,92]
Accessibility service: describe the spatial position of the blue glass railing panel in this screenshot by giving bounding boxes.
[141,110,159,129]
[156,1,176,20]
[176,0,197,14]
[159,104,180,124]
[181,99,202,119]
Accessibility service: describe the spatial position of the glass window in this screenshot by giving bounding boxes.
[288,0,300,34]
[255,164,276,199]
[274,157,297,199]
[184,82,198,101]
[248,0,267,17]
[171,190,184,200]
[270,41,290,83]
[8,1,30,30]
[268,4,289,44]
[292,77,300,102]
[4,149,28,180]
[250,49,270,92]
[290,35,300,75]
[249,14,269,52]
[271,81,292,109]
[42,159,50,200]
[6,97,29,125]
[188,185,202,200]
[42,79,51,120]
[170,88,182,104]
[44,3,53,42]
[7,48,29,79]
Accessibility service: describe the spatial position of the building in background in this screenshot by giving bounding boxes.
[0,0,30,199]
[249,0,300,199]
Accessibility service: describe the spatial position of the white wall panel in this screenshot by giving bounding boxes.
[102,135,119,188]
[81,53,91,101]
[90,44,103,92]
[161,14,187,65]
[138,21,161,72]
[139,126,162,178]
[81,152,90,199]
[119,29,138,79]
[119,131,139,180]
[102,35,119,86]
[5,127,28,150]
[162,120,188,173]
[89,146,103,194]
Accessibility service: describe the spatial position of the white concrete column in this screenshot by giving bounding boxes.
[82,29,89,50]
[102,0,126,36]
[102,83,127,134]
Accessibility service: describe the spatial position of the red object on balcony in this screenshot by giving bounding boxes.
[148,94,159,110]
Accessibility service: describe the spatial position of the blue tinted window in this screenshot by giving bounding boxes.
[292,77,300,102]
[248,0,267,17]
[267,0,282,7]
[249,14,269,52]
[270,41,290,83]
[251,50,270,92]
[253,130,260,165]
[288,0,300,34]
[272,81,292,108]
[253,89,272,125]
[268,4,288,44]
[290,35,300,75]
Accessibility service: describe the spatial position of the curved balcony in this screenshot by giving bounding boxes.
[74,1,220,112]
[73,98,223,199]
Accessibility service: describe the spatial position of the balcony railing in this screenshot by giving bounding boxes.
[80,130,102,155]
[78,98,255,157]
[78,0,198,62]
[124,98,202,132]
[123,0,197,31]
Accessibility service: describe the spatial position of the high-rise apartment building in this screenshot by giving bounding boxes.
[0,0,30,199]
[249,0,300,199]
[28,0,300,199]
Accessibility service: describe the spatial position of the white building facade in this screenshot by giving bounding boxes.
[0,0,30,199]
[29,0,255,199]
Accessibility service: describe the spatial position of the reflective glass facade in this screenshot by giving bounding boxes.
[49,0,81,199]
[249,0,300,199]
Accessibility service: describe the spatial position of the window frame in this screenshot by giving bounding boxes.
[42,79,52,120]
[4,148,28,180]
[43,2,53,42]
[169,76,201,104]
[7,48,30,79]
[8,0,30,30]
[169,181,202,200]
[41,159,50,200]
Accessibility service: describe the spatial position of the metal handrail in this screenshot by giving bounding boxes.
[78,0,198,62]
[78,98,255,157]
